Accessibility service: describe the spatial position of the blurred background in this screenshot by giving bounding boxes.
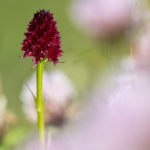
[0,0,147,149]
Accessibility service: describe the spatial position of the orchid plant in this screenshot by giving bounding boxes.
[21,9,63,144]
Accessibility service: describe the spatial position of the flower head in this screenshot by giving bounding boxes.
[0,76,16,140]
[69,0,138,40]
[21,10,63,67]
[20,70,77,125]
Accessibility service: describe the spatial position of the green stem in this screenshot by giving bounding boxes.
[36,61,45,144]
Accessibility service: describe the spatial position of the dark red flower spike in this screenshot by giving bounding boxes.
[21,10,63,67]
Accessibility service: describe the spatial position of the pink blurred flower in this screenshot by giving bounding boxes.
[0,77,16,140]
[20,70,77,126]
[69,0,139,40]
[49,59,150,150]
[133,25,150,66]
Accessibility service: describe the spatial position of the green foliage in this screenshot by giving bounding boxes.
[0,126,28,150]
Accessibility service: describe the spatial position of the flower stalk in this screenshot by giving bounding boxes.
[36,61,45,143]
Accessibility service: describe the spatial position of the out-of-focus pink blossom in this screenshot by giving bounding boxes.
[49,59,150,150]
[69,0,139,40]
[0,77,16,140]
[133,25,150,66]
[0,96,7,126]
[20,70,77,125]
